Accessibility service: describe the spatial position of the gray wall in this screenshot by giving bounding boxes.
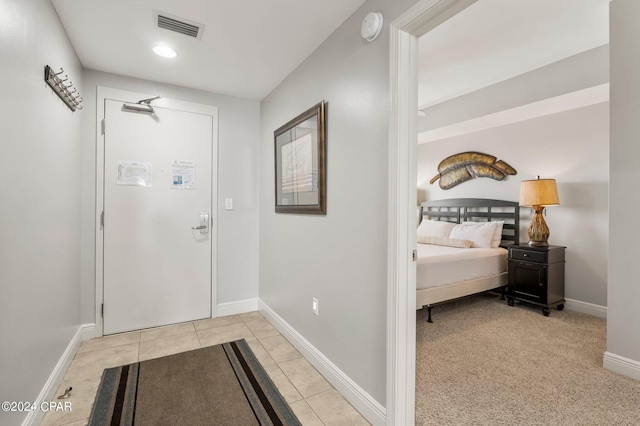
[418,102,609,307]
[608,0,640,367]
[0,0,83,424]
[259,0,419,406]
[80,70,261,324]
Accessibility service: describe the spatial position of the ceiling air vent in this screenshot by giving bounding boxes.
[154,11,204,40]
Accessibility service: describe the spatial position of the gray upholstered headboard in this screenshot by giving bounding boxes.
[419,198,520,247]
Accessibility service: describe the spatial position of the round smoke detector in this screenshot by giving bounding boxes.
[361,12,383,42]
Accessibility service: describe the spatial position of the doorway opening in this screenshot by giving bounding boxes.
[388,0,609,424]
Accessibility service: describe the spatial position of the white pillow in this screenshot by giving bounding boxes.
[450,222,496,248]
[417,235,472,248]
[490,221,504,248]
[416,219,456,239]
[463,221,504,248]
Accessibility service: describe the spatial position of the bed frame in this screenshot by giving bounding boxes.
[417,198,520,322]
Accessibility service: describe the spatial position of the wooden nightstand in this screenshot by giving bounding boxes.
[507,244,566,316]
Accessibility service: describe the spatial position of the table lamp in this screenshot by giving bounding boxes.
[519,177,559,247]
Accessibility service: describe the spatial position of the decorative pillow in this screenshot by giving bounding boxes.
[417,235,472,248]
[463,221,504,248]
[416,219,456,239]
[449,222,496,248]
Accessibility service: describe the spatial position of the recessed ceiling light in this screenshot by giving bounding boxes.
[153,45,177,58]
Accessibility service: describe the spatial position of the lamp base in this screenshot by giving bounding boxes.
[527,205,550,247]
[528,240,549,247]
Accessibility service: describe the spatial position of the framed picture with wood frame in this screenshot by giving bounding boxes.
[274,101,326,214]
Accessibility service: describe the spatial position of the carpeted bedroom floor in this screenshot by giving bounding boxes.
[415,293,640,425]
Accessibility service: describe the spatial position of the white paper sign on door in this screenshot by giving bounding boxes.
[117,161,153,187]
[170,160,196,189]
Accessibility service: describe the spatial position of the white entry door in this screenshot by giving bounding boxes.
[103,98,215,335]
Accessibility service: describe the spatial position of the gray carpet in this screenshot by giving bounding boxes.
[416,294,640,425]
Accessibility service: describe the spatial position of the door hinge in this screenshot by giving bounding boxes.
[412,249,417,261]
[101,303,104,317]
[100,211,104,229]
[101,119,105,135]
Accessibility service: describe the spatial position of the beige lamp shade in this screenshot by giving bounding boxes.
[520,177,559,246]
[520,178,559,207]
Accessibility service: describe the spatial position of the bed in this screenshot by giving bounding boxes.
[416,198,520,322]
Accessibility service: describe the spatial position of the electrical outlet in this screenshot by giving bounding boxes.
[312,297,319,316]
[225,198,233,210]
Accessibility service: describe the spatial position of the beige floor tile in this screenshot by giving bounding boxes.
[245,339,277,367]
[193,315,243,331]
[64,343,139,381]
[244,317,280,339]
[77,331,140,354]
[260,334,302,363]
[305,389,370,425]
[46,313,362,426]
[289,399,325,426]
[278,357,332,398]
[138,331,201,361]
[262,363,304,404]
[239,311,264,321]
[41,376,100,426]
[139,321,195,341]
[196,322,256,347]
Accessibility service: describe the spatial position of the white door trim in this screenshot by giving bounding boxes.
[95,86,219,336]
[387,1,477,424]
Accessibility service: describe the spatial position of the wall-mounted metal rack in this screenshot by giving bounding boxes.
[44,65,83,111]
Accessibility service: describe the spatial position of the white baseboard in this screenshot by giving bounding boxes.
[216,298,259,317]
[259,300,386,426]
[22,324,94,426]
[565,298,607,318]
[81,323,97,340]
[603,351,640,381]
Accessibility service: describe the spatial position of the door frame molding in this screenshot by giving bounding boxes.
[95,86,219,336]
[387,1,477,423]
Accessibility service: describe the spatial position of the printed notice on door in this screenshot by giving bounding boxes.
[170,160,196,189]
[117,161,153,187]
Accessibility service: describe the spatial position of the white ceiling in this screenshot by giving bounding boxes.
[51,0,367,101]
[418,0,610,109]
[52,1,609,106]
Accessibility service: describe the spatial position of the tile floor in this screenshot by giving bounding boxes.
[41,311,370,426]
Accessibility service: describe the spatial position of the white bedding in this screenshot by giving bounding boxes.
[416,244,507,290]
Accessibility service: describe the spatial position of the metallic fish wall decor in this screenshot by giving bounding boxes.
[430,151,517,190]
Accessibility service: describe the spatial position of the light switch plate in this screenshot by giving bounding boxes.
[225,198,233,210]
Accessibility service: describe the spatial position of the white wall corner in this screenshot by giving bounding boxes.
[216,298,259,317]
[603,352,640,381]
[21,325,89,426]
[259,300,386,426]
[564,298,607,319]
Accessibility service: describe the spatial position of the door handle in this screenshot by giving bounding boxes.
[192,212,209,234]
